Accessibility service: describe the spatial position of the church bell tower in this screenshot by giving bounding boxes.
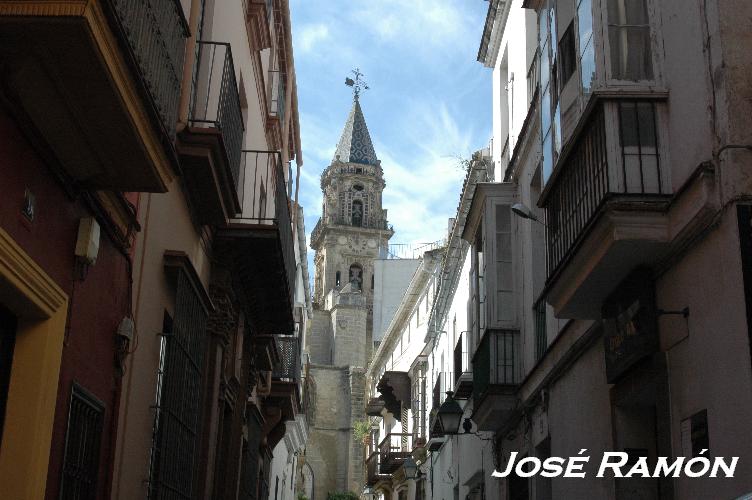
[309,89,393,362]
[303,74,393,497]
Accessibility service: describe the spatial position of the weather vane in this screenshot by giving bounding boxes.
[344,67,369,99]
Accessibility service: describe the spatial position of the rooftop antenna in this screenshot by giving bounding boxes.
[344,67,369,99]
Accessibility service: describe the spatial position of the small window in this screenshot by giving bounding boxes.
[558,22,577,88]
[60,384,105,499]
[335,271,341,287]
[607,0,653,80]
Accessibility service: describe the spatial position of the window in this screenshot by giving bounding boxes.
[335,271,341,287]
[352,199,363,227]
[539,2,560,185]
[558,22,577,88]
[577,0,595,94]
[607,0,653,80]
[149,270,209,500]
[60,384,104,499]
[493,331,516,385]
[495,205,514,322]
[617,101,660,193]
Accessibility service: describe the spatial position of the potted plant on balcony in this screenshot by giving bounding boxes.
[353,419,371,446]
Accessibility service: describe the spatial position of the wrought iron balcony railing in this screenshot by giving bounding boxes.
[472,329,518,401]
[454,332,470,386]
[366,452,387,486]
[234,150,296,308]
[110,0,189,140]
[543,100,665,279]
[272,335,300,382]
[189,41,245,190]
[534,300,547,362]
[378,433,414,474]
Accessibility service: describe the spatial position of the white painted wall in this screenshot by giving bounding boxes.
[372,259,421,343]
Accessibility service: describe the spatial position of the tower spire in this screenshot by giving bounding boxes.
[334,71,378,166]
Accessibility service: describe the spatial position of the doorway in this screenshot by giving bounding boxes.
[0,304,17,448]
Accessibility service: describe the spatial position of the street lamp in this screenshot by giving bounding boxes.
[436,391,463,435]
[511,203,544,225]
[403,457,419,479]
[362,486,376,500]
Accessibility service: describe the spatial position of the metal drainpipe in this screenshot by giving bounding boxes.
[176,0,203,133]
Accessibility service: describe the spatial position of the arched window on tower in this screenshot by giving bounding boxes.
[335,271,341,287]
[349,264,363,291]
[352,200,363,227]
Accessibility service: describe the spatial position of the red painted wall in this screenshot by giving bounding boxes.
[0,108,130,499]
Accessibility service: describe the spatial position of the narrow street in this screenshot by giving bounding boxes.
[0,1,750,500]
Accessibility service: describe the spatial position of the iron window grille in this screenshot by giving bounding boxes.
[534,300,547,362]
[60,383,105,500]
[148,269,209,500]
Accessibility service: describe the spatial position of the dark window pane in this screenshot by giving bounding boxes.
[637,102,657,147]
[559,22,577,87]
[619,102,639,147]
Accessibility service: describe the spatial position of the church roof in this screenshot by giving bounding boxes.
[333,97,378,166]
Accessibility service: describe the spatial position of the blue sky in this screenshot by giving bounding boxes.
[290,0,491,251]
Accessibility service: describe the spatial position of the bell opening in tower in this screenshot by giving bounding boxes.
[349,264,363,291]
[352,200,363,227]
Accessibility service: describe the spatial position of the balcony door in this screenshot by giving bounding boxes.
[0,304,16,449]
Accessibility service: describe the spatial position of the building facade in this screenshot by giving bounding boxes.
[362,0,752,499]
[471,0,752,497]
[303,94,395,498]
[0,0,309,499]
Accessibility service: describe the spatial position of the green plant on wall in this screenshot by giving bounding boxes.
[327,491,359,500]
[298,494,309,500]
[352,420,371,443]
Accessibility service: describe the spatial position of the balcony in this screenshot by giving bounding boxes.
[366,397,386,417]
[0,0,188,191]
[376,371,410,416]
[177,41,245,225]
[472,329,519,432]
[366,452,388,486]
[310,214,393,248]
[378,433,414,474]
[453,332,473,399]
[541,99,672,319]
[215,151,296,334]
[266,336,301,442]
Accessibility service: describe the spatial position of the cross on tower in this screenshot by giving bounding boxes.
[344,67,369,99]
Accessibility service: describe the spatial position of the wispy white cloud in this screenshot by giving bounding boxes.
[297,23,330,53]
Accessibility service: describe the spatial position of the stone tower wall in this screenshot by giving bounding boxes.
[331,301,368,368]
[307,309,332,365]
